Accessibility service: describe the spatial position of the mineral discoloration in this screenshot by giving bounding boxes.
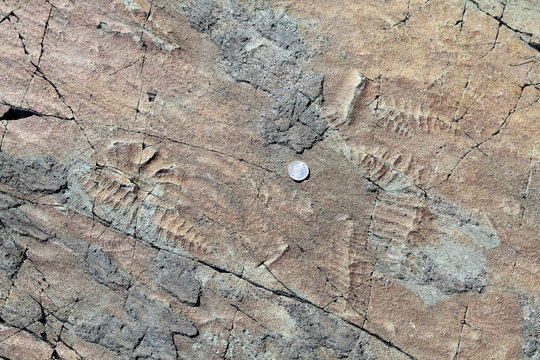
[184,0,328,153]
[0,152,67,194]
[521,298,540,360]
[370,192,500,304]
[124,287,198,338]
[0,223,25,279]
[152,250,201,306]
[85,244,130,290]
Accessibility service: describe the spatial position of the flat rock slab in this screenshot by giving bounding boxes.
[0,0,539,359]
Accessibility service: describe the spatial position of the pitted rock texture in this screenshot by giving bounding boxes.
[0,0,539,359]
[521,297,540,360]
[184,0,328,152]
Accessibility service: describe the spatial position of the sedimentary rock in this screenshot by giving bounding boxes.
[0,0,538,359]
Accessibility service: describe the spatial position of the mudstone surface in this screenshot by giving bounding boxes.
[0,0,539,359]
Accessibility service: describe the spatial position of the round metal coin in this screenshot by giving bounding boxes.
[288,161,309,182]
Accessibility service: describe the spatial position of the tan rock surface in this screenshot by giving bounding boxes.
[0,0,538,359]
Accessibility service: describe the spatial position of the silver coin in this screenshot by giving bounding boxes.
[288,161,309,181]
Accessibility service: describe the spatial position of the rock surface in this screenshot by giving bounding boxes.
[0,0,538,359]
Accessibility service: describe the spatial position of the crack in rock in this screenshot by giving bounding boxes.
[282,301,376,359]
[67,287,198,359]
[183,0,328,153]
[0,106,37,121]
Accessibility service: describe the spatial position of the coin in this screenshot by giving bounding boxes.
[288,161,309,181]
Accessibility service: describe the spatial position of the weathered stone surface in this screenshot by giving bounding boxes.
[0,0,538,359]
[0,152,67,194]
[0,225,25,279]
[521,297,540,360]
[85,243,130,290]
[152,250,201,306]
[183,0,327,153]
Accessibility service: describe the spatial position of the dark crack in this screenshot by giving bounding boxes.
[469,0,540,53]
[0,107,36,121]
[77,212,417,359]
[0,102,74,122]
[0,11,15,25]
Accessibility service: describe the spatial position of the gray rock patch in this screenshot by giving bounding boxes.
[521,298,540,360]
[371,193,500,304]
[283,301,375,359]
[0,226,26,279]
[85,244,130,290]
[125,287,198,337]
[1,288,42,329]
[0,207,53,242]
[0,153,67,194]
[64,159,95,217]
[183,0,327,153]
[153,250,201,306]
[69,308,145,355]
[68,288,197,359]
